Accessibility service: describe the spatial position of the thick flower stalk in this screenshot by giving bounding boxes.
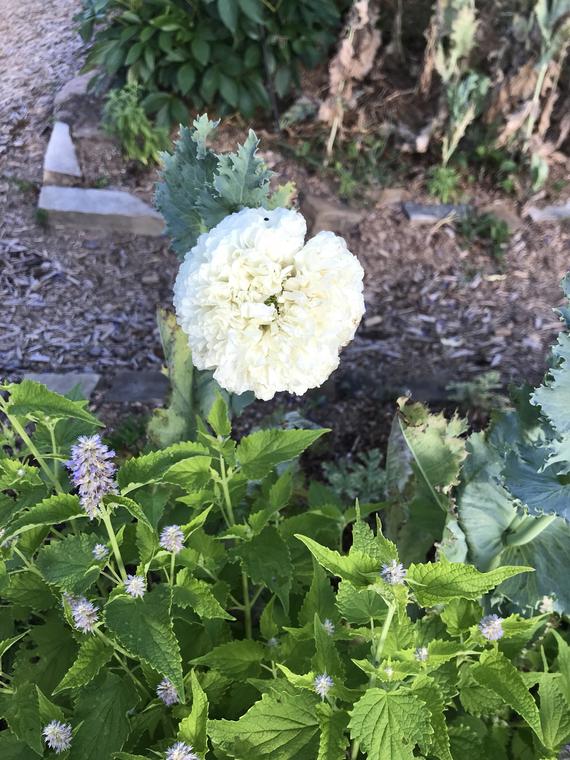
[173,207,365,400]
[66,434,117,519]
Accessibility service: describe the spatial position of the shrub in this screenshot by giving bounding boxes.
[78,0,345,124]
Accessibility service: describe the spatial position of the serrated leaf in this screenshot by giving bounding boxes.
[54,636,113,693]
[295,534,378,586]
[69,673,138,760]
[2,571,55,610]
[407,559,533,606]
[3,494,83,542]
[104,586,184,698]
[539,675,570,751]
[174,569,234,620]
[471,650,542,739]
[504,444,570,520]
[299,559,337,626]
[0,732,38,759]
[458,665,505,716]
[237,428,327,479]
[235,527,292,611]
[0,632,28,661]
[412,675,453,760]
[192,639,265,680]
[213,129,272,207]
[336,580,387,623]
[208,394,231,437]
[6,380,100,425]
[162,455,213,491]
[36,533,100,594]
[178,671,208,755]
[118,440,208,491]
[316,703,349,760]
[349,687,433,760]
[1,682,42,755]
[209,691,320,759]
[312,614,343,677]
[11,617,77,695]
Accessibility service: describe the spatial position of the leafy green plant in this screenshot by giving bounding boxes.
[323,449,386,503]
[103,82,171,165]
[79,0,344,123]
[426,165,461,203]
[0,381,568,759]
[446,371,507,412]
[456,211,511,262]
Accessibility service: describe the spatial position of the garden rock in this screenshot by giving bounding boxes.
[43,121,82,186]
[525,200,570,223]
[38,186,165,236]
[23,372,101,398]
[300,193,365,235]
[53,71,100,126]
[104,371,169,403]
[402,202,471,224]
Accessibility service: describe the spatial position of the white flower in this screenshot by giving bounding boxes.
[43,720,72,753]
[479,614,504,641]
[380,560,407,585]
[538,595,555,614]
[125,574,146,598]
[166,741,199,760]
[160,525,185,554]
[323,618,335,636]
[156,677,179,706]
[92,543,109,561]
[173,207,365,400]
[415,646,428,662]
[70,597,99,633]
[314,673,334,699]
[384,666,394,678]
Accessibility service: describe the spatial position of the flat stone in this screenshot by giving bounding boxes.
[54,72,100,126]
[402,202,471,224]
[24,372,101,398]
[300,193,365,235]
[43,122,82,186]
[104,371,169,403]
[38,186,165,236]
[480,201,522,232]
[526,200,570,223]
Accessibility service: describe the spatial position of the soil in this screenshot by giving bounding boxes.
[1,0,569,462]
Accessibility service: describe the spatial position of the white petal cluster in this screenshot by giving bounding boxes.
[173,207,365,401]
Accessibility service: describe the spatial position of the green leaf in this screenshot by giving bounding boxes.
[193,639,265,680]
[212,129,275,210]
[238,0,264,23]
[3,571,55,610]
[312,614,343,677]
[118,437,208,491]
[0,632,28,661]
[103,494,152,529]
[36,533,100,594]
[552,630,570,700]
[336,580,387,623]
[163,455,212,491]
[504,444,570,520]
[174,569,234,620]
[0,732,37,759]
[532,331,570,436]
[178,671,209,755]
[3,494,83,542]
[237,428,327,480]
[412,675,453,760]
[458,666,505,717]
[208,394,231,437]
[1,682,42,755]
[209,691,320,759]
[104,586,184,698]
[11,617,77,695]
[407,559,533,606]
[191,38,210,66]
[349,687,433,760]
[316,703,349,760]
[235,527,292,611]
[69,673,138,760]
[471,650,542,739]
[299,559,337,626]
[54,636,113,693]
[217,0,238,32]
[296,534,381,586]
[177,63,196,95]
[539,675,570,751]
[6,380,100,425]
[219,74,239,108]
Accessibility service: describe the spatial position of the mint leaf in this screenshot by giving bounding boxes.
[1,682,42,755]
[104,586,184,698]
[178,671,208,755]
[209,691,320,759]
[207,394,231,437]
[193,639,265,680]
[3,494,83,542]
[295,535,378,586]
[6,380,100,426]
[299,559,337,626]
[235,527,292,612]
[118,440,208,491]
[316,703,348,760]
[349,687,433,760]
[69,673,138,760]
[237,428,327,479]
[54,636,113,693]
[36,533,100,594]
[412,675,453,760]
[539,675,570,751]
[471,650,542,739]
[174,569,234,621]
[407,559,533,606]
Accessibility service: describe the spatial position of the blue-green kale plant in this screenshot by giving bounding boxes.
[0,124,569,760]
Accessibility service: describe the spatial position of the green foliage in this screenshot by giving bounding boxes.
[426,165,461,203]
[1,378,567,758]
[79,0,344,123]
[456,211,510,263]
[103,82,170,165]
[322,449,386,503]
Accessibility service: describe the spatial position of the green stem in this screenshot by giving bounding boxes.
[170,552,176,588]
[48,424,62,485]
[100,508,128,581]
[95,629,132,660]
[504,514,557,547]
[112,652,151,698]
[5,411,62,493]
[219,454,253,639]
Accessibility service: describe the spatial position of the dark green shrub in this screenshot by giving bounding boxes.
[77,0,345,124]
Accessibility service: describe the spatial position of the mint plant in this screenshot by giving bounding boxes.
[0,381,568,759]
